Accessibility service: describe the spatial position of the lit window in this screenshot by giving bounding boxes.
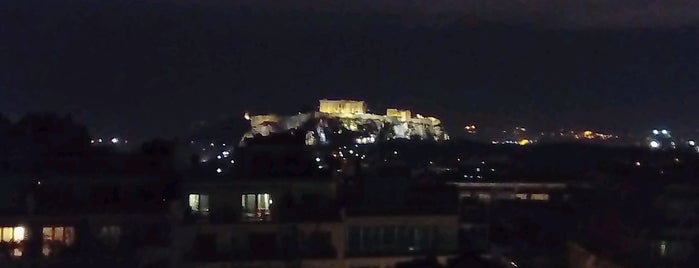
[477,193,491,201]
[0,226,26,242]
[530,193,549,201]
[659,241,668,257]
[515,193,528,200]
[188,194,210,215]
[42,226,75,245]
[242,193,272,221]
[42,244,51,256]
[41,226,74,257]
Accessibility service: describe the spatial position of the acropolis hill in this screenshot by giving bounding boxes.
[240,99,449,146]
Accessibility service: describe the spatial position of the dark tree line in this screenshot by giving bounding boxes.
[0,113,90,170]
[0,112,179,175]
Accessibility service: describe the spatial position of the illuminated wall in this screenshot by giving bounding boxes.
[249,115,279,127]
[319,99,366,114]
[249,114,280,136]
[386,109,411,121]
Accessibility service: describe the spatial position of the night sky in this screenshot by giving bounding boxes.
[1,0,698,140]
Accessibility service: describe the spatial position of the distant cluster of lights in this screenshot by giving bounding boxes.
[575,130,614,140]
[355,135,376,144]
[647,129,680,150]
[652,129,671,136]
[190,141,235,174]
[462,161,495,180]
[491,139,533,146]
[332,145,366,160]
[91,137,127,145]
[464,125,477,134]
[315,156,325,169]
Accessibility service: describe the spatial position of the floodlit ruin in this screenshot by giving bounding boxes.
[240,99,449,146]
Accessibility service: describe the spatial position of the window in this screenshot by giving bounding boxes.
[241,193,272,221]
[530,193,549,201]
[188,193,210,215]
[43,226,75,245]
[100,225,121,237]
[0,226,26,242]
[347,227,361,254]
[12,248,22,257]
[347,226,443,256]
[477,192,491,201]
[659,241,668,257]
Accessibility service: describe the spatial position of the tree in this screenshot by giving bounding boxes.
[0,112,91,171]
[15,112,91,154]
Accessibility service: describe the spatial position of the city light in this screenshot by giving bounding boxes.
[14,226,25,241]
[653,129,659,135]
[216,168,222,173]
[689,140,696,146]
[518,139,530,146]
[111,138,119,144]
[464,125,477,133]
[661,129,669,135]
[649,140,660,149]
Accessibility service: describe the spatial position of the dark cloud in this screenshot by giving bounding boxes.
[182,0,699,29]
